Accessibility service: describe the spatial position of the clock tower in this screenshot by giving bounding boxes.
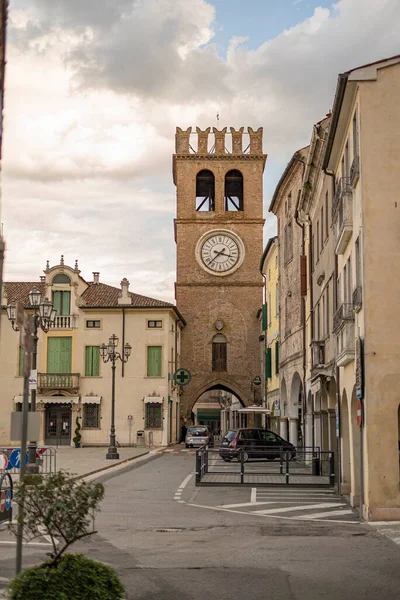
[173,126,267,419]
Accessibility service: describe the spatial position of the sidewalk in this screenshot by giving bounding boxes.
[54,446,150,479]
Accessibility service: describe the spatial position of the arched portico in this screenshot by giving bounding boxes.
[350,385,360,506]
[289,372,303,447]
[280,378,289,440]
[341,389,351,493]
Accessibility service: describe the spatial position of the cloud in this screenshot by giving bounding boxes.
[3,0,400,302]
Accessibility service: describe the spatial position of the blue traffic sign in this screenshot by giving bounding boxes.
[5,490,11,511]
[7,449,28,470]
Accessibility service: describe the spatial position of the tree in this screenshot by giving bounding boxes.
[10,471,104,567]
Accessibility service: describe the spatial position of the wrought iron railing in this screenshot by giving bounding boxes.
[332,177,352,219]
[333,303,354,332]
[38,373,80,391]
[335,321,355,365]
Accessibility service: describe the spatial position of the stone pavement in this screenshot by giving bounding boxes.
[54,445,150,479]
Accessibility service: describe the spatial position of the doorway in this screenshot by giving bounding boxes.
[45,404,72,446]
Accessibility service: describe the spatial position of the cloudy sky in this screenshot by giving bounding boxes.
[1,0,399,301]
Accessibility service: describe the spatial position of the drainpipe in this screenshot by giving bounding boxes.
[122,308,126,377]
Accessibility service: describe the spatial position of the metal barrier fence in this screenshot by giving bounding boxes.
[196,446,334,487]
[0,447,57,477]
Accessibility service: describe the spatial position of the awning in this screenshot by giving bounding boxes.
[14,395,30,403]
[237,406,271,414]
[81,396,102,404]
[311,378,322,394]
[38,396,80,404]
[144,396,163,403]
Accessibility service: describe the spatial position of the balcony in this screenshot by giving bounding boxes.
[311,340,326,378]
[333,303,355,333]
[350,156,360,188]
[336,321,355,367]
[332,177,351,218]
[353,286,363,312]
[333,180,353,255]
[48,315,78,330]
[38,373,80,393]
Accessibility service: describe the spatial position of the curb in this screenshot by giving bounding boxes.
[72,449,151,481]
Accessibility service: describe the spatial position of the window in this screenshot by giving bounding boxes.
[53,290,70,316]
[311,233,315,272]
[145,402,162,428]
[355,237,361,286]
[325,191,329,240]
[321,207,324,248]
[316,220,320,259]
[147,320,163,328]
[266,347,272,379]
[275,340,279,374]
[196,169,215,211]
[52,274,71,284]
[317,302,321,340]
[284,221,293,264]
[353,110,359,158]
[347,257,352,303]
[83,404,100,428]
[268,293,272,325]
[275,284,279,316]
[239,430,260,440]
[85,346,100,376]
[147,346,162,377]
[288,193,292,213]
[261,431,278,442]
[212,334,227,371]
[18,346,24,377]
[224,170,243,211]
[322,295,325,339]
[86,320,101,328]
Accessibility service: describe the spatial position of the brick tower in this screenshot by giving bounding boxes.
[173,126,267,419]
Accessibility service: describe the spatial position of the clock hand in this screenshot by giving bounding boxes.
[213,248,230,258]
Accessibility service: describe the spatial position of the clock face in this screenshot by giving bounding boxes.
[200,233,240,273]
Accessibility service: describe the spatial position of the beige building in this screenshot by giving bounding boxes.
[260,236,279,431]
[174,126,266,422]
[298,115,337,459]
[322,55,400,519]
[0,259,184,448]
[269,146,308,446]
[0,1,8,313]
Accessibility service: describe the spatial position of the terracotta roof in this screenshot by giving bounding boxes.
[3,282,46,306]
[81,282,174,309]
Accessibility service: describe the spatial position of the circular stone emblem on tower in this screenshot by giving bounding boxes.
[195,229,245,276]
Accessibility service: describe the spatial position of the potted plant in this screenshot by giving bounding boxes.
[73,416,82,448]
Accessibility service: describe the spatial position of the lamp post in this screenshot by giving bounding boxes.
[7,288,56,474]
[99,334,131,459]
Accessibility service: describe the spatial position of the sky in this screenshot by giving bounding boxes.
[1,0,400,302]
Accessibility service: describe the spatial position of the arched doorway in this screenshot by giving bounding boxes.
[305,390,313,450]
[327,378,337,453]
[280,378,288,440]
[350,385,360,506]
[190,384,246,439]
[341,389,351,493]
[290,372,303,447]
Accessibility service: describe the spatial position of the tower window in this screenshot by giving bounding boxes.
[52,274,71,284]
[224,169,243,211]
[212,333,227,372]
[196,169,215,211]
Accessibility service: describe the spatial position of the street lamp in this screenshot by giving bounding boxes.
[7,288,56,473]
[99,334,131,459]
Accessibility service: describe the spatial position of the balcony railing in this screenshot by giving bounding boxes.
[350,156,360,188]
[38,373,80,392]
[332,177,352,219]
[333,183,353,254]
[48,315,77,330]
[336,321,355,367]
[333,303,354,333]
[311,341,325,369]
[353,286,363,312]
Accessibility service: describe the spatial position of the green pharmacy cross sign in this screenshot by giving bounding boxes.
[173,368,191,386]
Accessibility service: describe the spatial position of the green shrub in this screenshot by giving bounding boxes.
[8,553,125,600]
[73,416,82,447]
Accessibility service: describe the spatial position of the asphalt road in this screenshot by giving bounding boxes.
[1,449,400,599]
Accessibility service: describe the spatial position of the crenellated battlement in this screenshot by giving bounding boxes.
[175,126,264,156]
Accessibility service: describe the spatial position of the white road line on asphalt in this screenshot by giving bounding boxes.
[0,578,10,583]
[217,501,274,509]
[251,488,257,504]
[173,472,194,502]
[0,541,53,546]
[299,509,354,519]
[184,501,359,524]
[164,449,174,452]
[254,502,346,515]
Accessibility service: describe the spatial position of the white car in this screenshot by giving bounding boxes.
[185,426,214,448]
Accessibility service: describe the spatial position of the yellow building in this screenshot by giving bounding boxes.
[0,258,185,448]
[260,236,279,430]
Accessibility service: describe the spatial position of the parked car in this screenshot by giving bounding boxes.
[185,425,214,448]
[219,428,295,462]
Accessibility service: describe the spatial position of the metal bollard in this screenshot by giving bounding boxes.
[240,450,244,484]
[329,452,335,485]
[279,446,283,475]
[195,450,201,484]
[285,451,290,485]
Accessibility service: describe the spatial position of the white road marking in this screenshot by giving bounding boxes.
[254,502,346,515]
[251,488,257,504]
[0,540,54,547]
[299,509,354,519]
[0,577,10,583]
[173,472,194,502]
[217,501,274,509]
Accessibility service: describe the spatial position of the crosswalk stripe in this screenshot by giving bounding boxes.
[218,501,274,509]
[299,509,354,519]
[254,502,346,515]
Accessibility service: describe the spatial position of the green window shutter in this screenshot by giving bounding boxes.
[53,291,61,315]
[18,346,24,376]
[147,346,162,377]
[266,347,272,379]
[85,346,100,376]
[262,303,267,331]
[47,337,72,373]
[275,341,279,374]
[61,291,71,316]
[60,337,72,372]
